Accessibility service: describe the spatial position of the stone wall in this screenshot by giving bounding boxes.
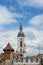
[5,60,12,65]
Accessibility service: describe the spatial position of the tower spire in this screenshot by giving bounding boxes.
[20,22,22,32]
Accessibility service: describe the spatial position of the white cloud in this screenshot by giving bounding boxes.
[29,14,43,30]
[24,27,43,55]
[0,6,22,25]
[0,29,18,52]
[17,0,43,8]
[0,6,16,24]
[0,27,43,55]
[26,47,39,56]
[9,5,16,12]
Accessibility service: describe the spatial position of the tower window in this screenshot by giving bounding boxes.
[20,49,22,52]
[20,41,22,47]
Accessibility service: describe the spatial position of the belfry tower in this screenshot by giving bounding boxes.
[17,23,25,57]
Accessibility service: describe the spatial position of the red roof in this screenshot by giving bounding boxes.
[3,43,14,51]
[32,54,43,58]
[13,53,18,58]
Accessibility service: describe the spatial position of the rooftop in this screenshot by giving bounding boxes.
[3,43,14,51]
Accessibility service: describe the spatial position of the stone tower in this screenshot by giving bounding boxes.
[17,23,25,57]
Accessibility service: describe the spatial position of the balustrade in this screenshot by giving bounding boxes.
[13,58,39,63]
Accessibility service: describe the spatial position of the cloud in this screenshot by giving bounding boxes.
[24,27,43,55]
[29,14,43,25]
[26,31,36,40]
[17,0,43,8]
[9,5,16,12]
[0,6,22,25]
[0,26,43,55]
[29,14,43,30]
[0,6,16,25]
[26,47,39,56]
[0,29,18,52]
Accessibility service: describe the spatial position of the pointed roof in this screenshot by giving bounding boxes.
[17,23,25,37]
[20,23,22,31]
[3,43,14,51]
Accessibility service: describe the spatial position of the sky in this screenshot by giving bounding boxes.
[0,0,43,56]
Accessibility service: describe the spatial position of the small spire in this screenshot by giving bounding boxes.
[20,23,22,32]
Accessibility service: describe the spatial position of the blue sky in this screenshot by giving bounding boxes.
[0,0,43,30]
[0,0,43,56]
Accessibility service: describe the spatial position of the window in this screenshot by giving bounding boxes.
[20,49,22,52]
[20,41,22,47]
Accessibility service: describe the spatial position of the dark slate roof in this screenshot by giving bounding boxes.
[17,32,25,37]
